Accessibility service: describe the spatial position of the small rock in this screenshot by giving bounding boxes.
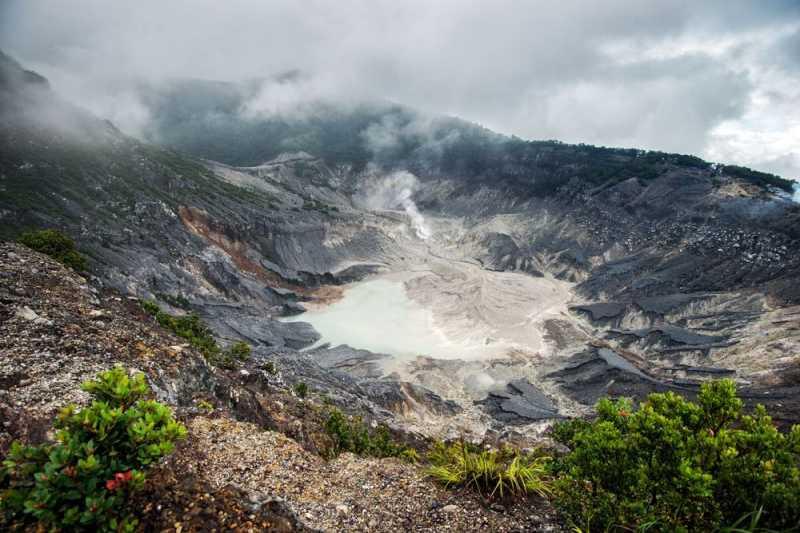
[16,306,39,321]
[15,305,53,326]
[442,504,460,513]
[335,504,349,516]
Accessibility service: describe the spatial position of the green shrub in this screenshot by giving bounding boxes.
[293,382,308,399]
[140,300,251,369]
[225,341,251,363]
[0,367,186,531]
[140,299,160,316]
[18,229,87,272]
[551,379,800,532]
[302,199,340,214]
[427,440,550,500]
[195,399,214,412]
[155,292,190,310]
[323,408,409,459]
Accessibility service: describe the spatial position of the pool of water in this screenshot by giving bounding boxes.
[282,277,467,359]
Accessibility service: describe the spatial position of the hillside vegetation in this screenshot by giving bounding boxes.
[551,380,800,531]
[139,77,794,195]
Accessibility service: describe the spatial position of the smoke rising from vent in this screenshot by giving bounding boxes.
[356,171,431,240]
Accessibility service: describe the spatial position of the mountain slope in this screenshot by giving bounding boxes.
[135,75,800,303]
[0,52,463,426]
[2,52,799,431]
[138,76,795,194]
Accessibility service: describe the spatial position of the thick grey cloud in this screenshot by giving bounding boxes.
[1,0,798,178]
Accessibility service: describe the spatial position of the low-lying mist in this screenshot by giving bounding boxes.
[0,52,117,143]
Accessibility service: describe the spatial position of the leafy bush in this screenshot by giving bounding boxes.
[551,379,800,532]
[323,408,409,459]
[18,229,87,272]
[140,300,251,369]
[140,299,160,316]
[195,399,214,412]
[226,341,251,363]
[0,367,186,531]
[293,382,309,399]
[155,292,191,310]
[427,440,550,500]
[302,199,340,214]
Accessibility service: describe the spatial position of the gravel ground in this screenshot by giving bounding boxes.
[186,416,563,532]
[0,242,218,452]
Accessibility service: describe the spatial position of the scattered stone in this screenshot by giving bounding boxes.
[335,504,349,516]
[185,417,564,531]
[15,305,39,321]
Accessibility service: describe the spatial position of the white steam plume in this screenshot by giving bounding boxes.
[357,170,431,240]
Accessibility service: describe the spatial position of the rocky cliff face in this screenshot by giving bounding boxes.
[2,51,800,435]
[0,242,331,453]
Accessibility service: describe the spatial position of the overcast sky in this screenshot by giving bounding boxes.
[2,0,799,179]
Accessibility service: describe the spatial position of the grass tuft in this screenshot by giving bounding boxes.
[427,440,550,499]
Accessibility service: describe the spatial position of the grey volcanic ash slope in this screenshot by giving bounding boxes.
[2,52,800,432]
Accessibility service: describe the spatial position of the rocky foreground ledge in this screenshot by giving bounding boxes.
[0,242,563,532]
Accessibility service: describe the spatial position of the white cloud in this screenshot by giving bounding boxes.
[1,0,798,178]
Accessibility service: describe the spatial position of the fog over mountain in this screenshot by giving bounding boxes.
[1,0,799,179]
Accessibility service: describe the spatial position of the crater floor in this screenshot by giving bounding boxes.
[283,218,587,436]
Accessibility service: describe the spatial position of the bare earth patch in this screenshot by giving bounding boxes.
[186,416,563,532]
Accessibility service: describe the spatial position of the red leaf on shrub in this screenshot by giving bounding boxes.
[115,470,133,483]
[106,479,118,491]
